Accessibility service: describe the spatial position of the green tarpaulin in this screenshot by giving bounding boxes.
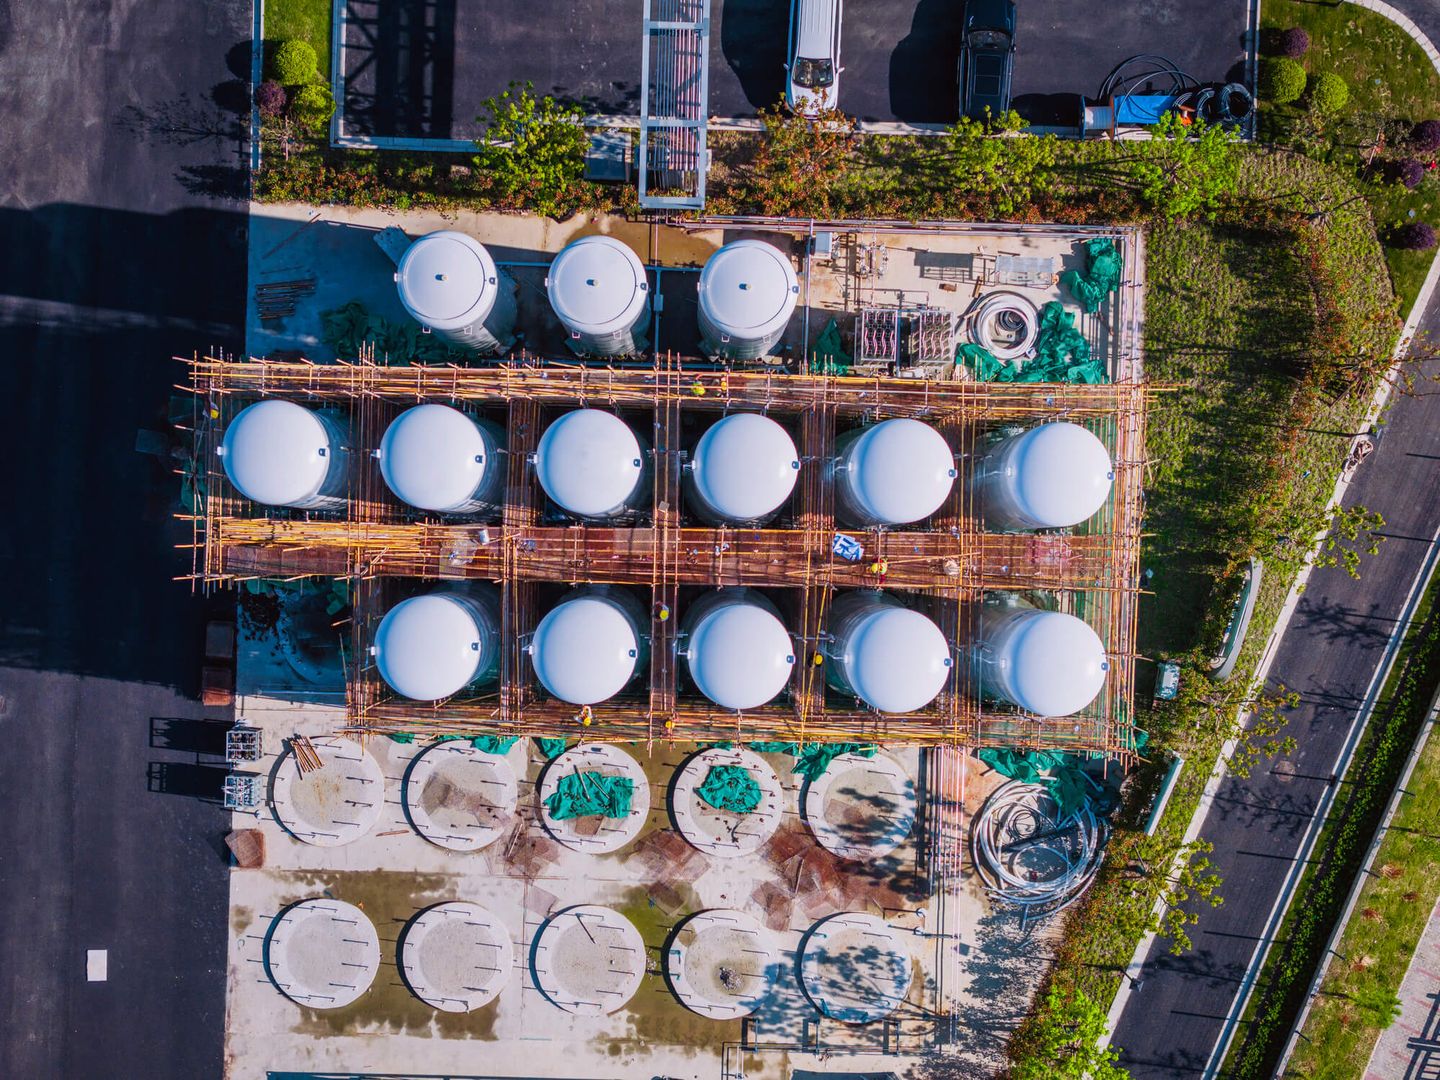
[696,765,763,813]
[1060,237,1123,314]
[957,306,1107,386]
[387,732,417,744]
[810,318,852,375]
[978,747,1095,820]
[472,735,520,755]
[745,741,878,780]
[536,737,570,760]
[544,770,634,820]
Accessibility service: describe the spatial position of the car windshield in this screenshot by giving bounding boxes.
[793,57,835,88]
[968,29,1010,48]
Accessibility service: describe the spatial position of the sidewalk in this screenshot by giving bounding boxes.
[1365,897,1440,1080]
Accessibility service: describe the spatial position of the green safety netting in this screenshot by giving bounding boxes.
[1060,237,1123,315]
[536,737,570,760]
[544,770,634,820]
[472,735,520,755]
[978,747,1095,820]
[809,318,852,375]
[696,765,763,813]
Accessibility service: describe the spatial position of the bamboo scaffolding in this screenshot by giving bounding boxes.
[183,354,1151,761]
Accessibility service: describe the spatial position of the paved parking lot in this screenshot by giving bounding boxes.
[339,0,1248,140]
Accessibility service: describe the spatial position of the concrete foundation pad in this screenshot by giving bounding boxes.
[538,743,650,854]
[803,751,916,861]
[265,899,380,1008]
[399,901,513,1012]
[666,909,780,1019]
[403,741,518,851]
[269,736,385,847]
[670,746,784,858]
[799,912,914,1024]
[530,905,645,1015]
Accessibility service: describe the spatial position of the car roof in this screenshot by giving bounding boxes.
[794,0,837,56]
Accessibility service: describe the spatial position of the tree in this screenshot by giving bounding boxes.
[1350,985,1403,1028]
[1012,986,1130,1080]
[1127,112,1239,220]
[473,81,587,217]
[291,84,335,134]
[1263,57,1308,105]
[1213,685,1301,780]
[256,80,288,119]
[734,93,856,217]
[935,109,1057,217]
[271,40,318,86]
[1155,839,1225,954]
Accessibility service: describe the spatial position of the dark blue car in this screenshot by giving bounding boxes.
[959,0,1017,120]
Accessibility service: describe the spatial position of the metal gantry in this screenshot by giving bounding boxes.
[638,0,711,210]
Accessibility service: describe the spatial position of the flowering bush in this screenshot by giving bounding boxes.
[256,80,287,119]
[1394,158,1425,190]
[1278,27,1311,59]
[1412,120,1440,153]
[1395,222,1437,250]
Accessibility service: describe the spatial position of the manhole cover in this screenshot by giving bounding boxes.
[1272,760,1296,784]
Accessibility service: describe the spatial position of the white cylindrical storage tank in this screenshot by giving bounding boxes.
[972,602,1108,717]
[832,418,956,528]
[219,400,350,511]
[685,413,800,525]
[379,404,506,516]
[697,239,799,360]
[396,230,516,355]
[374,586,502,701]
[530,587,649,705]
[824,592,951,713]
[681,589,795,710]
[535,409,651,521]
[546,235,650,357]
[973,422,1114,531]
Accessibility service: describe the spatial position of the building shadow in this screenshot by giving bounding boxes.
[342,0,458,138]
[719,0,789,111]
[888,0,963,123]
[0,201,247,691]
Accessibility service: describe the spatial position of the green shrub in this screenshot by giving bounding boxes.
[291,84,335,133]
[1310,72,1350,115]
[1263,58,1307,104]
[271,39,319,86]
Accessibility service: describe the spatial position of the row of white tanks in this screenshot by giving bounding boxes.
[373,584,1109,719]
[220,400,1115,531]
[395,231,800,361]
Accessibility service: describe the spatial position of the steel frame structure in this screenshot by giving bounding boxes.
[184,353,1149,759]
[638,0,710,210]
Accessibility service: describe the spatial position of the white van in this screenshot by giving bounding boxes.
[786,0,843,117]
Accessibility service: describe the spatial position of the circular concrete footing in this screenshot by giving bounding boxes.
[270,736,385,846]
[671,747,784,858]
[404,741,518,851]
[539,743,650,854]
[265,899,380,1009]
[666,909,779,1019]
[531,905,645,1015]
[798,912,913,1024]
[802,751,915,860]
[400,901,512,1012]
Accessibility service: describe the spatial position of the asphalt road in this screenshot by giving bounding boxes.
[1110,295,1440,1073]
[0,0,249,1077]
[341,0,1246,138]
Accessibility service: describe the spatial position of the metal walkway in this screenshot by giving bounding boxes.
[638,0,710,210]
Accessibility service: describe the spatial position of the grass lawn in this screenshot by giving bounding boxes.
[1262,0,1440,312]
[264,0,333,80]
[1280,577,1440,1079]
